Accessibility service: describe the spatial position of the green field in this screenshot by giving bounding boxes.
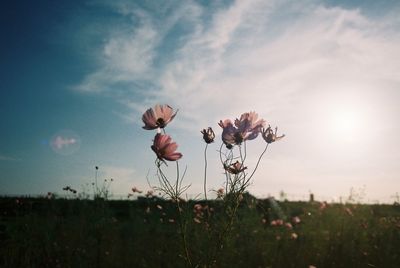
[1,196,399,268]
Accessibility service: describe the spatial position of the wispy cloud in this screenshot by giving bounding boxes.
[75,0,400,133]
[71,0,400,201]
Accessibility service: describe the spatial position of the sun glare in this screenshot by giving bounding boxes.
[329,106,365,143]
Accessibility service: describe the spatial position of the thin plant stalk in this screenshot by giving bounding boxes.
[175,161,193,268]
[203,143,208,200]
[244,144,269,187]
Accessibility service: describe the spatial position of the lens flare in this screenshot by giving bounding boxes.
[50,130,81,155]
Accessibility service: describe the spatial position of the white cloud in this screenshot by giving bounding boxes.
[75,0,400,121]
[73,0,400,200]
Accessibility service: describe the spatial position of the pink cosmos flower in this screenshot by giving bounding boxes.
[193,204,203,212]
[224,161,247,174]
[291,232,298,240]
[142,104,177,130]
[151,133,182,161]
[292,216,301,224]
[285,222,293,229]
[216,188,224,198]
[262,125,285,144]
[132,187,143,193]
[145,190,154,198]
[201,127,215,144]
[219,111,266,147]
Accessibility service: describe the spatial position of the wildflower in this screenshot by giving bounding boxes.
[145,190,154,198]
[235,112,266,140]
[292,216,301,224]
[272,219,284,226]
[309,265,317,268]
[319,201,328,210]
[285,222,293,229]
[261,125,285,144]
[218,119,236,148]
[261,218,267,224]
[168,218,175,223]
[224,161,247,174]
[217,188,224,198]
[194,218,201,224]
[151,133,183,161]
[291,232,298,239]
[142,104,177,130]
[156,204,163,210]
[193,204,203,212]
[201,127,215,144]
[219,111,266,147]
[132,187,143,194]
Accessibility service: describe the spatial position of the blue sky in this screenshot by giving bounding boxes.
[1,0,400,202]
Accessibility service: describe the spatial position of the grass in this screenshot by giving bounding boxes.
[1,195,399,267]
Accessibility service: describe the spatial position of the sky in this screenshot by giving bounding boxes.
[1,0,400,203]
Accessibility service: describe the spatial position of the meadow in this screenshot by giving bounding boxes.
[1,195,399,268]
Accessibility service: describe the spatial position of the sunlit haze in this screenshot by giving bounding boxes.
[1,0,399,203]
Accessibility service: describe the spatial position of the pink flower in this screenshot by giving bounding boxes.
[291,232,298,239]
[292,216,301,224]
[262,125,285,144]
[201,127,215,144]
[142,104,177,130]
[235,112,266,139]
[285,222,293,229]
[145,190,154,197]
[224,161,247,174]
[132,187,143,193]
[193,204,203,212]
[151,133,182,161]
[216,188,224,198]
[219,111,266,147]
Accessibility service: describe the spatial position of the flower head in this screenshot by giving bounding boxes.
[151,133,182,161]
[262,125,285,144]
[132,187,143,193]
[142,104,177,130]
[291,232,298,240]
[292,216,301,224]
[201,127,215,144]
[224,161,247,174]
[216,188,224,198]
[219,111,266,147]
